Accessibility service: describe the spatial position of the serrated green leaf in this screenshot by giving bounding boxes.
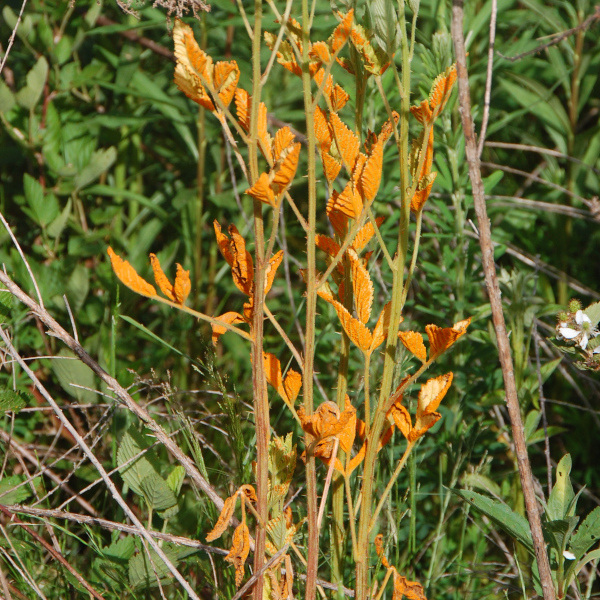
[139,472,177,512]
[0,475,32,504]
[0,389,26,413]
[547,454,575,521]
[584,301,600,327]
[452,488,535,555]
[165,466,185,497]
[16,57,49,110]
[570,507,600,560]
[128,543,195,590]
[117,426,163,497]
[47,198,72,239]
[52,349,97,403]
[544,516,579,555]
[103,536,136,563]
[74,147,117,191]
[65,264,89,314]
[24,174,60,228]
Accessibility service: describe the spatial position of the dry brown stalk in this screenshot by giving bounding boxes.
[451,2,556,598]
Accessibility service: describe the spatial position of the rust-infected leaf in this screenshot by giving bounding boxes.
[206,493,237,542]
[327,181,363,220]
[330,112,360,171]
[331,84,349,112]
[149,253,175,301]
[225,522,250,587]
[331,298,373,352]
[258,101,273,163]
[370,302,395,352]
[353,217,385,253]
[273,127,296,161]
[265,250,283,295]
[239,484,257,503]
[235,88,250,130]
[211,311,245,345]
[393,571,428,600]
[349,249,373,324]
[358,138,383,202]
[272,142,301,195]
[426,317,471,359]
[107,248,157,298]
[329,10,354,53]
[322,152,342,183]
[410,372,453,440]
[173,264,191,304]
[375,534,391,569]
[389,397,412,440]
[328,209,348,239]
[246,172,277,207]
[315,234,341,258]
[283,369,302,403]
[429,64,457,112]
[314,106,332,151]
[213,60,239,108]
[398,331,427,363]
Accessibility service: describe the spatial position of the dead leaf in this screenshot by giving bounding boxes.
[398,331,427,363]
[149,253,175,301]
[425,318,471,359]
[107,248,156,298]
[173,264,191,304]
[225,522,250,587]
[206,493,237,542]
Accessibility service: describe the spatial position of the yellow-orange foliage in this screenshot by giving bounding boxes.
[107,248,157,298]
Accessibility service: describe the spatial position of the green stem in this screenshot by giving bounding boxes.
[401,208,423,308]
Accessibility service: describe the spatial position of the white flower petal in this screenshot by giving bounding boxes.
[576,310,591,325]
[593,346,600,354]
[580,334,589,350]
[559,327,580,340]
[563,550,576,561]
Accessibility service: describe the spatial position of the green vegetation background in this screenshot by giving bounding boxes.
[0,0,599,597]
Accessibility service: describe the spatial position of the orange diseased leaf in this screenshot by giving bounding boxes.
[173,20,215,111]
[234,88,250,130]
[315,234,341,258]
[330,84,349,112]
[393,571,427,600]
[283,369,302,403]
[346,442,365,475]
[358,138,383,202]
[213,60,239,108]
[310,42,331,64]
[375,534,391,569]
[211,311,245,345]
[316,281,336,304]
[398,331,427,363]
[265,250,283,295]
[322,152,342,183]
[327,182,363,220]
[370,301,394,352]
[410,372,453,440]
[206,492,237,542]
[314,69,333,101]
[107,247,157,298]
[353,217,385,253]
[228,224,254,296]
[225,522,250,587]
[238,484,257,503]
[330,297,373,352]
[410,100,433,125]
[429,64,457,112]
[214,221,234,266]
[246,172,276,207]
[389,398,412,440]
[272,142,301,195]
[349,249,373,324]
[258,102,273,163]
[149,253,175,301]
[330,112,360,171]
[173,264,191,304]
[328,209,348,238]
[273,127,296,161]
[314,106,332,151]
[379,111,400,144]
[410,173,436,213]
[329,10,354,53]
[336,56,355,74]
[426,317,471,358]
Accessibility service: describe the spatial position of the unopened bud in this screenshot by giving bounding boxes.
[568,298,582,313]
[408,0,420,13]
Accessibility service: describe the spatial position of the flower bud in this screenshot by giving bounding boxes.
[568,298,582,312]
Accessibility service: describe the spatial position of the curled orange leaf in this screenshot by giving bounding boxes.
[206,493,237,542]
[349,249,373,325]
[225,522,250,587]
[246,172,276,207]
[173,264,191,305]
[265,250,283,295]
[149,253,175,301]
[107,247,157,298]
[410,372,453,440]
[322,152,342,183]
[330,112,360,171]
[264,352,301,406]
[370,301,395,353]
[353,217,385,253]
[213,60,239,108]
[272,142,301,195]
[398,331,427,363]
[425,317,471,359]
[329,10,354,53]
[235,88,250,130]
[274,127,296,161]
[314,106,332,151]
[315,234,341,258]
[358,138,384,202]
[375,534,391,569]
[429,64,457,112]
[393,571,427,600]
[214,222,254,297]
[211,311,246,345]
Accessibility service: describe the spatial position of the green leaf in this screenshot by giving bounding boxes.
[117,426,163,497]
[139,472,177,512]
[527,426,567,445]
[545,517,579,555]
[128,543,196,590]
[24,174,59,227]
[103,536,136,563]
[547,454,575,521]
[165,466,185,497]
[524,409,541,442]
[461,473,501,498]
[74,147,117,191]
[47,198,72,239]
[65,264,90,314]
[0,291,13,324]
[584,301,600,327]
[452,488,535,555]
[16,57,49,110]
[570,507,600,560]
[52,349,97,403]
[0,389,26,414]
[0,475,32,504]
[0,79,15,113]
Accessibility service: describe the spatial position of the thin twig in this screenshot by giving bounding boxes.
[316,438,339,533]
[451,4,556,598]
[478,0,497,157]
[0,0,28,76]
[497,5,600,62]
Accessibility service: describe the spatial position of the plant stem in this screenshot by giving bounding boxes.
[248,3,269,599]
[300,0,319,596]
[450,3,556,598]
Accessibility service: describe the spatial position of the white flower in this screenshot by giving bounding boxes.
[563,550,576,561]
[593,345,600,355]
[557,310,597,350]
